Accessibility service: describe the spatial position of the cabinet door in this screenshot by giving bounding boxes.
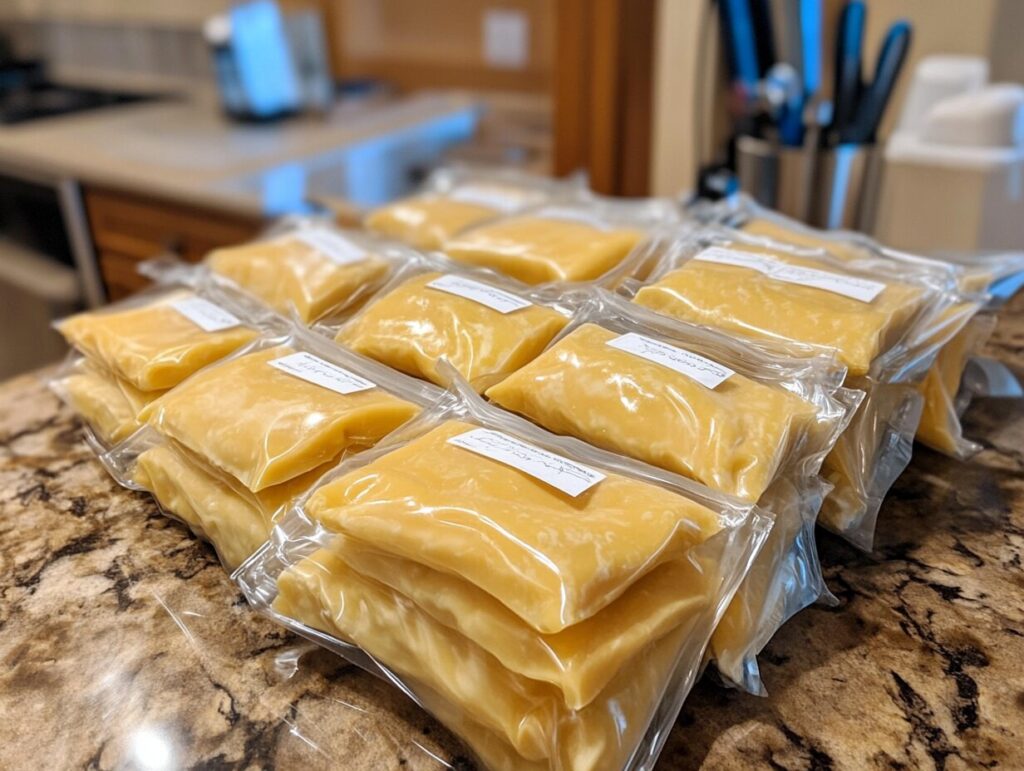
[85,187,264,298]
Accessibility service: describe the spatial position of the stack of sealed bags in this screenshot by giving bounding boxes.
[238,387,773,771]
[47,164,1024,771]
[53,224,444,570]
[51,284,264,449]
[623,224,984,551]
[698,193,1024,462]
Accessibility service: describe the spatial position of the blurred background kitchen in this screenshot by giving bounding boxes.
[0,0,1021,378]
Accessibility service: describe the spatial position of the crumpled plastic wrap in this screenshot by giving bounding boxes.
[235,384,771,771]
[708,474,833,694]
[327,258,571,392]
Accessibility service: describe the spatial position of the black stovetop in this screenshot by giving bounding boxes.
[0,60,161,125]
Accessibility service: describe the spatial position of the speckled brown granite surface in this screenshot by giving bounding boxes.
[2,296,1022,771]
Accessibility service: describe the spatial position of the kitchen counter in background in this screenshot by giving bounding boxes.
[1,295,1023,770]
[0,89,482,219]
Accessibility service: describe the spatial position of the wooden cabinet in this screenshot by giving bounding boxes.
[84,187,264,300]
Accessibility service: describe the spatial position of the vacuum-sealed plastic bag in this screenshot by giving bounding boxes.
[625,227,971,549]
[329,259,571,392]
[55,284,264,391]
[487,290,856,503]
[705,194,1024,305]
[701,194,1015,459]
[365,166,585,251]
[630,235,934,378]
[206,219,411,323]
[49,355,167,447]
[442,198,678,285]
[236,384,770,771]
[708,474,831,694]
[302,420,725,632]
[916,312,998,458]
[318,532,706,711]
[102,428,337,569]
[485,290,858,694]
[138,326,438,493]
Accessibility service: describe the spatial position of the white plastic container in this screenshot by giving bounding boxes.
[875,56,1024,253]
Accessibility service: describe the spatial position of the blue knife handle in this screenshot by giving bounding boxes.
[720,0,761,92]
[832,0,865,141]
[849,19,912,144]
[800,0,823,97]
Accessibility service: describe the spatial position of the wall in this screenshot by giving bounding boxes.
[329,0,554,94]
[1,0,554,96]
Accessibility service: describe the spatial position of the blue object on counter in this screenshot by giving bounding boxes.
[230,0,301,119]
[992,271,1024,301]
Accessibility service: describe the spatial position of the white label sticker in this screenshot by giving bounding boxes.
[692,246,886,303]
[170,297,242,332]
[448,185,535,214]
[606,332,734,389]
[292,229,369,266]
[448,428,605,497]
[268,352,376,395]
[426,274,532,314]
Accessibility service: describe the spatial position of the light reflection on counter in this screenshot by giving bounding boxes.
[128,726,177,771]
[220,105,481,217]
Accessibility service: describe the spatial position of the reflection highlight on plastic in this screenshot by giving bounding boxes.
[128,726,176,771]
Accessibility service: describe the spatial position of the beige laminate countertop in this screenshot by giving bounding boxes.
[0,90,481,217]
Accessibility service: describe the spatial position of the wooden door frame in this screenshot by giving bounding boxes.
[554,0,656,196]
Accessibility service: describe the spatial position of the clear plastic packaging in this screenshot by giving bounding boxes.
[442,198,680,285]
[629,228,950,379]
[483,289,859,694]
[364,165,587,251]
[704,193,1024,306]
[138,324,440,493]
[486,289,858,503]
[54,282,266,391]
[235,383,771,771]
[203,217,422,323]
[48,353,167,449]
[100,427,337,570]
[324,256,572,392]
[698,194,1016,460]
[916,312,998,458]
[623,226,975,549]
[709,474,833,695]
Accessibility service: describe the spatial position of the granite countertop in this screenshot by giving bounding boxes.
[2,295,1023,770]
